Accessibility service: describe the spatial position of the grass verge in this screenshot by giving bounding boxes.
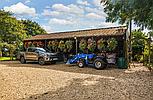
[0,57,16,61]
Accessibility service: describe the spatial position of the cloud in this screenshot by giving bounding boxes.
[52,4,84,15]
[93,0,102,6]
[77,0,90,6]
[42,10,60,16]
[42,25,53,33]
[86,13,104,19]
[52,4,69,12]
[86,13,105,19]
[85,7,106,17]
[4,2,36,16]
[49,18,74,25]
[45,6,51,9]
[24,0,31,4]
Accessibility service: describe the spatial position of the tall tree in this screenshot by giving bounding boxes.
[0,10,26,46]
[21,20,47,37]
[0,10,26,58]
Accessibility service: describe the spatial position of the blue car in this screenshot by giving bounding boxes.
[66,53,107,69]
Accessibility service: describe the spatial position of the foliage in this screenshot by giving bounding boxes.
[87,38,96,52]
[101,0,153,29]
[65,40,73,53]
[0,10,26,45]
[51,40,59,52]
[97,38,106,52]
[79,39,87,53]
[132,30,146,60]
[107,38,118,51]
[58,40,65,52]
[47,41,52,50]
[21,20,47,37]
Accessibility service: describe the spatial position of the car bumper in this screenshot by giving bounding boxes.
[45,57,58,61]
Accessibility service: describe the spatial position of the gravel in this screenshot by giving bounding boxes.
[0,61,152,100]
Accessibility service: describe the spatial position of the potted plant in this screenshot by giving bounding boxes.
[107,38,118,52]
[65,40,73,53]
[58,40,65,52]
[79,39,87,53]
[106,38,118,64]
[51,40,59,52]
[97,38,106,52]
[47,41,52,51]
[87,38,96,53]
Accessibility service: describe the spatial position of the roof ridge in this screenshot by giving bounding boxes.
[37,26,127,36]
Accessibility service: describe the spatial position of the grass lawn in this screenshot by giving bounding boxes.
[0,57,16,61]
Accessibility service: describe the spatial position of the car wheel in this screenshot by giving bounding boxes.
[77,60,85,68]
[94,59,106,70]
[38,58,45,65]
[20,56,26,64]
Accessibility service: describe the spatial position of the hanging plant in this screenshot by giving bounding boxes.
[47,41,52,50]
[52,40,59,52]
[79,39,87,53]
[58,40,65,51]
[107,38,118,51]
[38,41,44,47]
[97,38,106,52]
[87,38,96,52]
[65,40,73,52]
[33,41,38,47]
[28,41,33,47]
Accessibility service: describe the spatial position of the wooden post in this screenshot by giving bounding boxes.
[74,37,77,54]
[129,20,132,63]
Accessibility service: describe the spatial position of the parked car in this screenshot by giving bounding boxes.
[17,47,58,65]
[66,53,107,69]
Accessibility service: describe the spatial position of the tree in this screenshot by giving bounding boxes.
[131,30,147,61]
[21,20,47,37]
[0,10,26,58]
[101,0,153,29]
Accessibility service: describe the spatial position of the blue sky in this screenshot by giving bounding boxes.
[0,0,121,33]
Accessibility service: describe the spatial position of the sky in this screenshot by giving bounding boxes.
[0,0,134,33]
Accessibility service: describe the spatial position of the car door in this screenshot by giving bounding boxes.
[26,48,38,61]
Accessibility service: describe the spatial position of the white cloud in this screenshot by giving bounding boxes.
[42,10,60,16]
[4,2,36,16]
[42,25,53,33]
[86,13,104,19]
[24,0,31,4]
[52,4,84,15]
[85,7,106,17]
[52,4,69,12]
[49,18,74,25]
[77,0,90,6]
[45,6,51,9]
[93,0,101,6]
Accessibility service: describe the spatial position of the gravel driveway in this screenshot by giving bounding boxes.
[0,61,152,100]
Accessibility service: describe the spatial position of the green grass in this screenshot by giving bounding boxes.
[0,57,16,61]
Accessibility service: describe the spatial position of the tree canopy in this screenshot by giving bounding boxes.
[21,20,47,37]
[0,10,47,58]
[101,0,153,29]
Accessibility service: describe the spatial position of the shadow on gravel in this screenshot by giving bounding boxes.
[19,76,153,100]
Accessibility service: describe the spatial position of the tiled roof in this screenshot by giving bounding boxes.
[24,26,127,41]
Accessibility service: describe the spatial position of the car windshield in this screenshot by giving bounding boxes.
[36,48,46,52]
